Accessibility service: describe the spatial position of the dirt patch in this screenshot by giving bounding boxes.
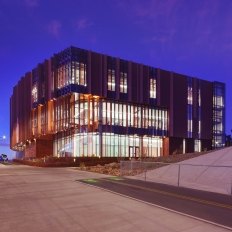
[78,162,121,176]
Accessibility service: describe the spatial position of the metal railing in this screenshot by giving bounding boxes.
[120,160,232,195]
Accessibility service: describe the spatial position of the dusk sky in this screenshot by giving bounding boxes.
[1,0,232,157]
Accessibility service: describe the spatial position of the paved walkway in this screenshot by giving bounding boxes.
[131,147,232,195]
[0,165,230,231]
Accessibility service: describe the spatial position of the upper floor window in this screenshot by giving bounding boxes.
[187,78,193,105]
[32,68,39,103]
[120,72,127,93]
[107,69,115,91]
[187,86,193,104]
[71,62,87,86]
[213,96,224,108]
[198,88,201,106]
[57,63,70,88]
[150,78,156,98]
[31,84,38,103]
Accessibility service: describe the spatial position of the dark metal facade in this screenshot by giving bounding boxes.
[10,46,225,158]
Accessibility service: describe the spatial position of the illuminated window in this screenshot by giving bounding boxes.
[187,86,193,104]
[120,72,127,93]
[107,69,115,91]
[80,63,86,85]
[58,64,70,88]
[150,78,156,98]
[214,96,224,107]
[188,119,193,136]
[187,104,193,137]
[198,120,201,134]
[71,62,87,87]
[187,78,193,138]
[32,85,38,103]
[213,82,225,148]
[194,139,201,152]
[198,89,201,106]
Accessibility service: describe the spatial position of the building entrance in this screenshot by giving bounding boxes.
[129,146,140,158]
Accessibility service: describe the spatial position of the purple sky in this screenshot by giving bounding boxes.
[0,0,232,157]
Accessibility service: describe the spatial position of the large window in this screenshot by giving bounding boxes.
[187,78,193,137]
[120,72,127,93]
[57,63,71,88]
[100,100,167,133]
[150,78,156,98]
[66,94,168,134]
[187,86,193,104]
[120,60,128,94]
[31,68,39,104]
[213,82,225,148]
[107,69,115,91]
[54,133,163,158]
[53,94,168,158]
[53,93,167,158]
[31,84,38,103]
[56,62,87,89]
[198,87,201,137]
[71,62,87,86]
[194,139,201,152]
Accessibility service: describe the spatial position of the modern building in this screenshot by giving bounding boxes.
[10,46,225,159]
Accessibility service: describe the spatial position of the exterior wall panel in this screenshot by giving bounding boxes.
[10,46,225,158]
[90,52,103,96]
[131,63,139,103]
[172,73,187,138]
[141,66,149,104]
[201,80,213,139]
[157,69,171,108]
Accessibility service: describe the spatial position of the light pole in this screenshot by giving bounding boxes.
[0,135,8,162]
[0,135,6,140]
[0,135,10,151]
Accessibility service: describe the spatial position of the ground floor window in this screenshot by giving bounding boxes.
[53,133,163,158]
[194,139,201,152]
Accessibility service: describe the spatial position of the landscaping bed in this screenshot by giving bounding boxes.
[77,150,212,176]
[13,150,212,176]
[13,157,125,168]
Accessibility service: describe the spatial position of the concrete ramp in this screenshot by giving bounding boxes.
[134,147,232,195]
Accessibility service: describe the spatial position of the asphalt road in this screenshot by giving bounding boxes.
[1,164,231,231]
[78,177,232,228]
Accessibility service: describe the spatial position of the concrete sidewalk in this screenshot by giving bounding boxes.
[0,165,230,232]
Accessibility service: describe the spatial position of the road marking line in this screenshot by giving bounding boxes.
[108,177,124,181]
[102,179,232,210]
[78,181,232,231]
[82,179,98,183]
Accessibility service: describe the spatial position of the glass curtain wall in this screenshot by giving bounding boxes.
[107,57,116,91]
[31,68,39,105]
[120,60,128,93]
[54,133,163,158]
[57,61,87,88]
[213,82,225,148]
[198,86,201,138]
[187,78,193,138]
[53,93,167,157]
